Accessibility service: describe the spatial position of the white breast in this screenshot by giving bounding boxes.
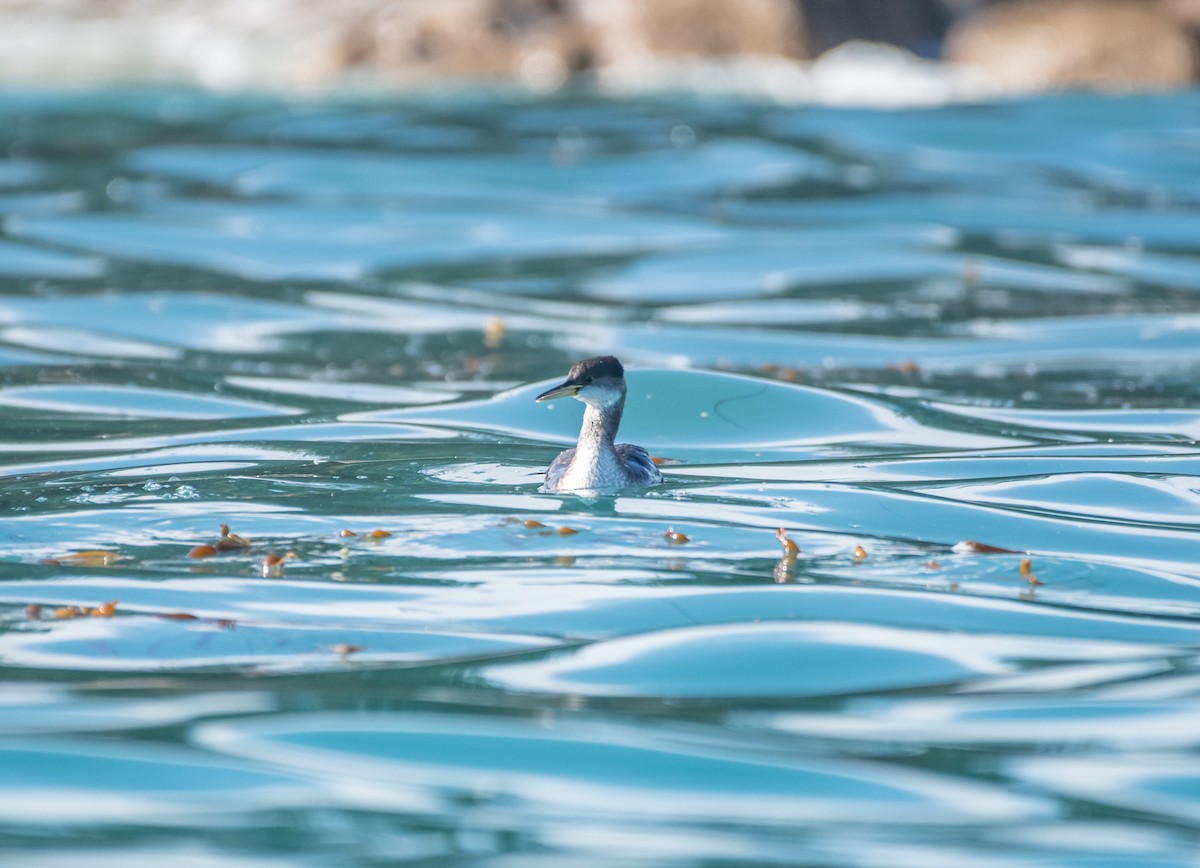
[555,439,625,492]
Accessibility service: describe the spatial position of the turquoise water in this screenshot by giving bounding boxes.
[2,88,1200,864]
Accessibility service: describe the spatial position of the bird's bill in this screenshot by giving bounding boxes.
[535,381,582,402]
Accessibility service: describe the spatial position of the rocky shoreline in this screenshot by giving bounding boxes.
[0,0,1195,103]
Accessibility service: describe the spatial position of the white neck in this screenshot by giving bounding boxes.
[558,403,624,490]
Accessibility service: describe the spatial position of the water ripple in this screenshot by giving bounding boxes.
[4,89,1200,862]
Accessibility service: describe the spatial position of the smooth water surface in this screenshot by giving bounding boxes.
[2,89,1200,865]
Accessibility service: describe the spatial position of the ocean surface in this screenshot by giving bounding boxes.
[2,88,1200,865]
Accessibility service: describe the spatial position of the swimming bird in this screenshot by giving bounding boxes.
[535,355,663,494]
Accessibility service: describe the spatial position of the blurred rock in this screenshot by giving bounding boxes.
[0,0,806,91]
[944,0,1200,93]
[0,0,1193,99]
[575,0,813,103]
[578,0,806,63]
[330,0,590,90]
[1162,0,1200,28]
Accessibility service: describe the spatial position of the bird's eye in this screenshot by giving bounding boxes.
[584,375,593,384]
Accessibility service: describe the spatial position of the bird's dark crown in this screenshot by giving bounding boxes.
[567,355,624,383]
